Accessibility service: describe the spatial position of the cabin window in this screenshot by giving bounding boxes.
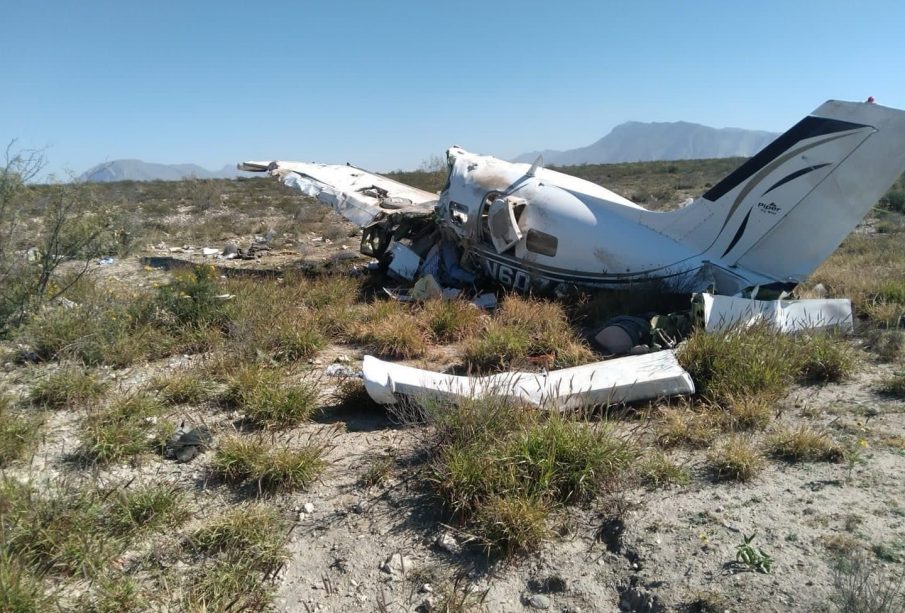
[525,229,558,256]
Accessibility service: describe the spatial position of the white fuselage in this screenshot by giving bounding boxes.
[437,146,769,294]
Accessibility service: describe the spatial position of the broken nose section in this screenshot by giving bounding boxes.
[361,351,695,411]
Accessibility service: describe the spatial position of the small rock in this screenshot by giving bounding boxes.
[380,553,415,576]
[435,532,462,555]
[201,247,219,256]
[222,242,238,256]
[415,596,435,612]
[420,583,433,593]
[527,593,552,609]
[165,425,215,463]
[302,502,315,514]
[352,500,367,514]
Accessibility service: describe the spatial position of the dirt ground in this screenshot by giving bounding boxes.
[4,247,904,613]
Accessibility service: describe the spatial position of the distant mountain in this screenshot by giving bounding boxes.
[80,160,242,182]
[514,121,779,166]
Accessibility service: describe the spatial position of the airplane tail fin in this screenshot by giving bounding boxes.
[669,100,905,288]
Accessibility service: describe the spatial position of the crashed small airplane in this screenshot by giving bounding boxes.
[240,99,905,408]
[241,99,905,298]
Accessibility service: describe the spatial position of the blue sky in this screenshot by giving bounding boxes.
[4,0,905,178]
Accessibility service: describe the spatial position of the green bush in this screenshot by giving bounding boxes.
[427,397,635,553]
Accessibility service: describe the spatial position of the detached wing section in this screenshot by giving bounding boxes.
[238,161,439,227]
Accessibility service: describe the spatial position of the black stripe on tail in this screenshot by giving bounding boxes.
[703,117,869,202]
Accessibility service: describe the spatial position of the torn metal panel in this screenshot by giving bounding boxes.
[696,293,853,333]
[362,351,694,410]
[239,161,438,227]
[387,243,421,281]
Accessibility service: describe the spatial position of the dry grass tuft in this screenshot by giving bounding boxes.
[223,365,320,429]
[152,371,217,405]
[708,436,764,482]
[864,328,904,362]
[211,436,328,493]
[79,393,172,465]
[878,373,905,398]
[464,295,594,371]
[638,451,691,487]
[183,503,288,611]
[421,298,484,343]
[353,300,428,359]
[30,363,108,409]
[656,406,719,449]
[767,426,845,462]
[0,395,41,467]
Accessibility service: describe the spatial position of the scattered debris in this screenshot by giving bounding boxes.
[324,363,361,378]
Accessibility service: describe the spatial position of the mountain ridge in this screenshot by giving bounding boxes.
[514,120,779,166]
[80,160,242,182]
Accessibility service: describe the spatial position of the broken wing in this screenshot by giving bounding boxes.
[238,160,439,227]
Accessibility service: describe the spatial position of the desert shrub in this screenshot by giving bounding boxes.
[79,394,170,465]
[708,436,764,482]
[17,280,178,367]
[830,551,905,613]
[797,333,858,383]
[766,426,845,462]
[154,265,230,331]
[878,373,905,398]
[211,436,328,493]
[0,149,117,335]
[678,325,799,404]
[30,363,108,409]
[223,365,320,428]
